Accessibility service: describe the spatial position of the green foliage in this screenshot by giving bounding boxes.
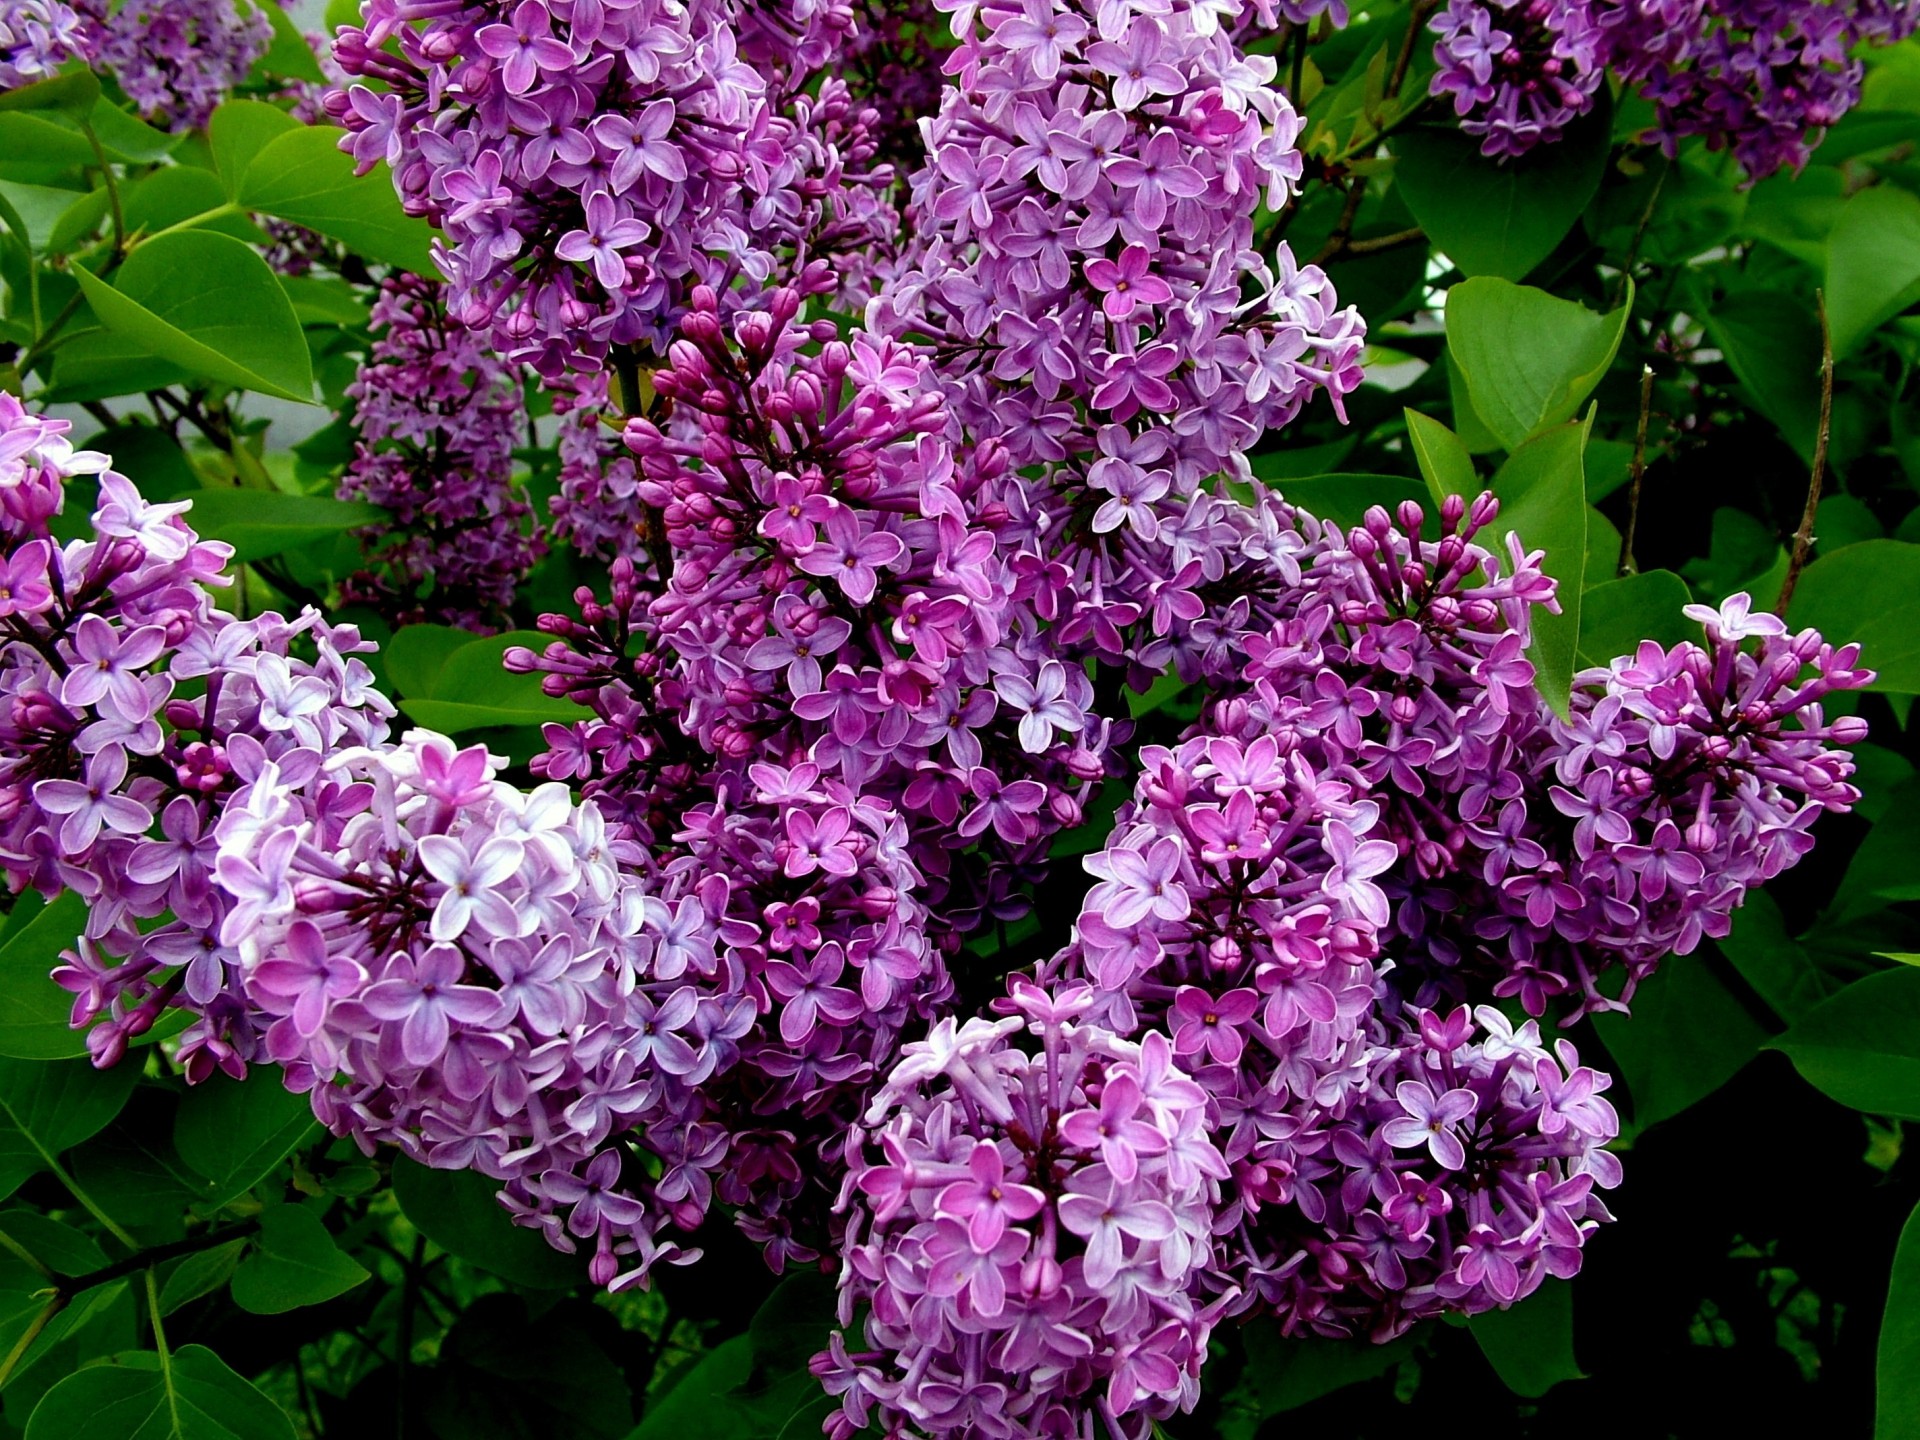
[1882,1202,1920,1440]
[1593,954,1771,1132]
[1445,279,1629,450]
[1770,967,1920,1119]
[391,1160,586,1289]
[389,630,585,732]
[72,233,314,403]
[1392,100,1610,280]
[171,1077,317,1207]
[1787,540,1920,694]
[237,128,436,272]
[174,489,385,564]
[1467,1280,1586,1397]
[230,1206,369,1315]
[24,1345,297,1440]
[0,893,93,1060]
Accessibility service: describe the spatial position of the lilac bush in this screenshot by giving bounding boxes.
[0,0,1909,1429]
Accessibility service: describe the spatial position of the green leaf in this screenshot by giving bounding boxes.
[85,105,176,166]
[46,334,194,406]
[207,100,300,199]
[1244,435,1357,481]
[0,114,95,173]
[172,1074,317,1207]
[1741,165,1846,268]
[1593,953,1770,1131]
[1786,540,1920,694]
[76,424,202,501]
[1826,185,1920,358]
[632,1279,834,1440]
[0,180,89,254]
[1467,1279,1586,1397]
[1236,1325,1420,1415]
[1490,421,1589,718]
[157,1240,246,1317]
[178,488,383,564]
[1769,966,1920,1119]
[0,70,99,119]
[1698,288,1823,459]
[384,623,475,699]
[1267,473,1429,533]
[1880,1200,1920,1440]
[0,891,91,1061]
[1404,408,1477,511]
[252,0,328,83]
[0,1057,136,1202]
[1445,349,1504,453]
[276,275,369,329]
[239,126,436,272]
[122,168,264,246]
[398,630,583,732]
[1718,891,1829,1023]
[1392,100,1609,280]
[230,1205,369,1314]
[391,1159,584,1289]
[24,1343,298,1440]
[1446,278,1631,450]
[1574,569,1693,669]
[72,232,314,403]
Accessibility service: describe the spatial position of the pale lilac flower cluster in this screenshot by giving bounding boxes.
[76,0,271,130]
[0,0,88,88]
[208,729,747,1286]
[1431,0,1920,171]
[0,394,396,1082]
[339,276,544,628]
[327,0,897,379]
[874,0,1365,488]
[815,981,1229,1440]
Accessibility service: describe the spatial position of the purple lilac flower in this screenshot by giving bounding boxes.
[815,981,1228,1440]
[0,0,90,88]
[328,0,900,378]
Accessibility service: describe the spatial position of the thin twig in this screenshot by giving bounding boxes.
[1613,157,1669,310]
[1310,178,1369,266]
[1776,292,1834,615]
[1344,226,1426,258]
[1618,364,1655,576]
[1383,0,1440,103]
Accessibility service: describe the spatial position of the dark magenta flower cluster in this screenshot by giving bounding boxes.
[1429,0,1920,170]
[0,0,267,127]
[338,275,545,628]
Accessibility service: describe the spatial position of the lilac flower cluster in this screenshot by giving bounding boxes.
[0,394,396,1081]
[1430,0,1920,170]
[327,0,897,379]
[77,0,271,131]
[1029,490,1863,1339]
[0,394,869,1281]
[876,0,1365,487]
[338,275,544,629]
[815,982,1229,1439]
[516,288,1108,931]
[0,0,88,89]
[208,729,748,1285]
